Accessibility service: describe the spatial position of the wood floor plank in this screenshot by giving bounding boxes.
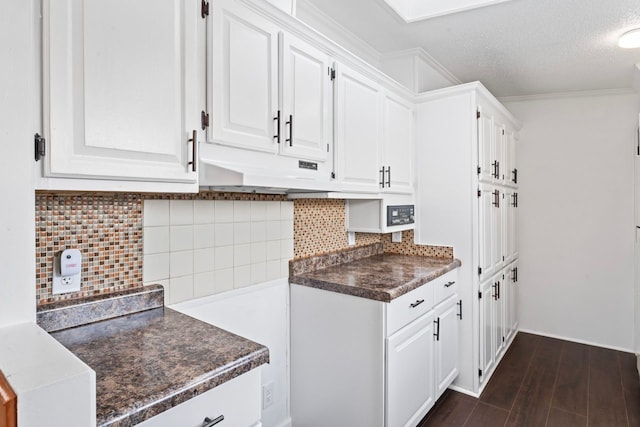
[480,355,531,410]
[551,341,589,416]
[504,354,559,427]
[532,336,564,364]
[463,402,509,427]
[618,351,640,427]
[546,407,587,427]
[588,347,628,427]
[420,391,477,427]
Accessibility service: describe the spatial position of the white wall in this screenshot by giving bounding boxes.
[504,93,638,351]
[0,0,36,326]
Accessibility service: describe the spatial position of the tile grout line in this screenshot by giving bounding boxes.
[460,400,480,427]
[544,341,565,427]
[617,352,631,427]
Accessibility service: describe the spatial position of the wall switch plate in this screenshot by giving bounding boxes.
[391,231,403,243]
[262,381,274,409]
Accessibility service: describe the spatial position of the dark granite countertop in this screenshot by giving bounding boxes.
[46,288,269,427]
[291,254,461,302]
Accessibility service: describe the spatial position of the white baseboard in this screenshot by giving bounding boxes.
[273,417,292,427]
[518,328,634,353]
[448,384,479,398]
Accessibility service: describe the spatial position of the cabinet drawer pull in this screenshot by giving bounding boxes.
[434,318,440,341]
[188,130,197,172]
[202,415,224,427]
[286,114,293,146]
[444,281,455,288]
[274,110,281,144]
[409,299,425,308]
[457,299,463,319]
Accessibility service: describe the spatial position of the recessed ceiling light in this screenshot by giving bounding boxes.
[619,28,640,48]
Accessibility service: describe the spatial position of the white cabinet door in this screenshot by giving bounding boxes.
[209,0,280,153]
[382,91,414,193]
[506,131,518,187]
[494,122,505,184]
[334,64,382,192]
[478,184,497,281]
[503,187,518,265]
[493,186,504,273]
[386,310,436,427]
[503,262,518,344]
[434,296,460,397]
[43,0,198,183]
[494,273,505,357]
[479,278,495,383]
[477,107,494,183]
[280,33,332,162]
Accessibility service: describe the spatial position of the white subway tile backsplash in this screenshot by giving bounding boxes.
[234,244,251,267]
[143,199,291,302]
[233,200,251,222]
[214,224,234,247]
[214,268,234,294]
[234,265,251,288]
[144,200,169,227]
[194,200,215,224]
[170,200,193,225]
[214,246,234,270]
[170,225,193,252]
[193,224,215,249]
[214,200,234,223]
[234,222,251,245]
[169,275,194,304]
[266,203,280,221]
[170,250,194,278]
[143,253,170,282]
[143,226,169,255]
[251,242,267,263]
[194,272,216,298]
[266,221,280,241]
[194,248,215,274]
[250,201,266,221]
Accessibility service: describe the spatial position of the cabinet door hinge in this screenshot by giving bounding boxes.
[327,144,330,153]
[328,67,336,81]
[477,166,481,175]
[201,111,210,130]
[476,110,481,119]
[478,266,482,275]
[479,369,483,377]
[502,336,505,343]
[478,291,482,299]
[477,188,481,198]
[331,172,336,179]
[201,0,209,18]
[34,133,46,161]
[502,129,505,135]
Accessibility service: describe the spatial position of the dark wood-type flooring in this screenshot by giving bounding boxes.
[419,332,640,427]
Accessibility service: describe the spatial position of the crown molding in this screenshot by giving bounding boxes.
[380,47,462,86]
[498,87,637,103]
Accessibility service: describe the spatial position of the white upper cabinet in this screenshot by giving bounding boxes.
[382,92,415,193]
[477,108,494,183]
[42,0,199,189]
[209,0,280,153]
[280,33,332,162]
[334,63,383,192]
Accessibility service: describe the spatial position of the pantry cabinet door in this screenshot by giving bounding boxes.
[434,296,459,398]
[43,0,198,183]
[280,33,332,162]
[479,278,495,383]
[478,184,496,281]
[382,91,414,193]
[209,0,280,153]
[477,108,494,183]
[386,311,436,427]
[334,64,382,192]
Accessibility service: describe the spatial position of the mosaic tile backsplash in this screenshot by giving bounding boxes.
[36,192,452,305]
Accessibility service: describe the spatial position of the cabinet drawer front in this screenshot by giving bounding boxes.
[433,270,458,305]
[387,283,434,336]
[137,369,261,427]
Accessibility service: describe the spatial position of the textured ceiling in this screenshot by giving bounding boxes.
[301,0,640,97]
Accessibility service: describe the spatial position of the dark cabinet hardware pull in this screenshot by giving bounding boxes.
[434,318,440,341]
[497,161,500,179]
[444,281,455,288]
[492,190,500,208]
[285,114,293,146]
[497,281,501,299]
[493,282,498,300]
[187,130,197,172]
[512,168,518,184]
[380,167,385,188]
[386,166,391,187]
[512,267,518,282]
[273,111,281,144]
[457,300,462,319]
[202,415,224,426]
[491,161,498,178]
[410,299,424,308]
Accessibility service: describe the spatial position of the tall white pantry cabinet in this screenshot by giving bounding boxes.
[414,82,521,395]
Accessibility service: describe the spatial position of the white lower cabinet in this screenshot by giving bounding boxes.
[291,268,460,427]
[137,369,262,427]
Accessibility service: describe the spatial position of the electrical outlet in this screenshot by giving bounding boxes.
[391,231,403,243]
[262,382,274,409]
[61,276,73,286]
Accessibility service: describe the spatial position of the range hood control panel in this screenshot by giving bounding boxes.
[386,205,414,227]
